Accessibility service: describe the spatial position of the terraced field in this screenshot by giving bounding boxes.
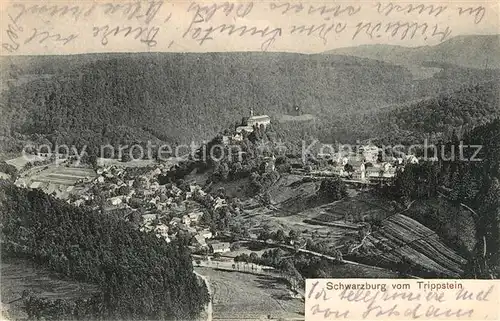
[274,192,467,277]
[366,214,467,277]
[25,166,95,198]
[235,174,468,278]
[31,167,95,185]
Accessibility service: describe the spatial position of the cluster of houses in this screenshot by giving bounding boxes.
[67,163,234,254]
[303,145,421,184]
[215,111,422,186]
[217,112,420,185]
[139,205,207,243]
[69,164,165,206]
[136,193,233,254]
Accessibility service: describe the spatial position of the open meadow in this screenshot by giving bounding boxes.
[194,267,303,320]
[5,155,49,170]
[96,158,156,167]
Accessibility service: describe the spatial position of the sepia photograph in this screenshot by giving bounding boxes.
[0,1,499,320]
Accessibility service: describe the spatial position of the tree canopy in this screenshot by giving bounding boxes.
[0,181,209,320]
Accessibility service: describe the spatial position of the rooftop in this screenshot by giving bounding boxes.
[193,235,207,246]
[249,115,270,120]
[210,242,230,251]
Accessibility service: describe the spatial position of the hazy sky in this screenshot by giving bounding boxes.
[1,0,498,55]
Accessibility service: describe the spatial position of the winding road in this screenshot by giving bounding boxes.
[234,237,421,279]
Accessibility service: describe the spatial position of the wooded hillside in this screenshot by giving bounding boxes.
[273,81,500,146]
[2,52,497,154]
[0,182,209,320]
[326,35,500,70]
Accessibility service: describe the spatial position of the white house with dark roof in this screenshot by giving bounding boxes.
[235,125,254,134]
[154,224,170,242]
[30,181,43,189]
[182,214,191,226]
[170,217,181,226]
[73,199,85,207]
[142,213,157,224]
[107,196,123,206]
[210,242,231,253]
[360,144,379,162]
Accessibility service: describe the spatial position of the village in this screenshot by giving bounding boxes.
[224,109,421,186]
[2,30,498,321]
[2,110,426,260]
[0,111,476,321]
[67,163,235,255]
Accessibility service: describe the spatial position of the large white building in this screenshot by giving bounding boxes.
[235,109,271,135]
[247,110,271,128]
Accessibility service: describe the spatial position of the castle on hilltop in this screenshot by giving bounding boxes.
[246,108,271,128]
[234,108,271,139]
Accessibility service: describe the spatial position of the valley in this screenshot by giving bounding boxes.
[1,34,499,320]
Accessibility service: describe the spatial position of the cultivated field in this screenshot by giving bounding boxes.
[366,214,468,277]
[218,245,269,259]
[23,166,96,198]
[268,175,319,208]
[194,267,303,320]
[238,188,385,246]
[277,114,316,123]
[237,174,468,278]
[31,166,96,185]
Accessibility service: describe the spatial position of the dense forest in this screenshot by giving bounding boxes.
[0,182,209,320]
[1,53,498,155]
[273,80,500,146]
[1,53,411,153]
[373,81,500,145]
